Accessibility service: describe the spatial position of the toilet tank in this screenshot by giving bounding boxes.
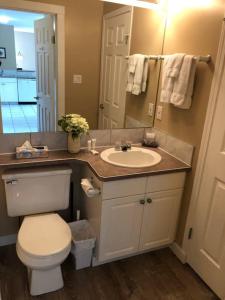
[2,166,72,217]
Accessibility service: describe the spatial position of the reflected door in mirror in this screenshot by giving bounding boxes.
[35,15,55,132]
[99,7,132,129]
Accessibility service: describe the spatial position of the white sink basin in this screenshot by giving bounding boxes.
[100,147,162,168]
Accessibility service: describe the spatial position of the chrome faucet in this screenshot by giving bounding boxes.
[115,141,132,151]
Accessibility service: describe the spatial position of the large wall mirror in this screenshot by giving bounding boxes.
[0,0,166,134]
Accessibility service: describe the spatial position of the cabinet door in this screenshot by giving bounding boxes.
[18,79,37,102]
[140,189,183,251]
[0,78,18,103]
[99,195,145,262]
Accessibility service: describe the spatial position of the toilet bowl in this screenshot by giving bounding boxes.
[2,166,73,296]
[16,213,72,296]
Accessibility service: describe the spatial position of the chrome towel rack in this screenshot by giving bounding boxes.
[125,54,211,63]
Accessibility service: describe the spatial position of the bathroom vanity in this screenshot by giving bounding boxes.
[81,165,186,265]
[0,146,190,266]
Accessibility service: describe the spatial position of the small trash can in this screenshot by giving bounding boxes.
[69,220,96,270]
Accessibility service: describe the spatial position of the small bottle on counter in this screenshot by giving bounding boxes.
[87,140,92,152]
[91,138,97,150]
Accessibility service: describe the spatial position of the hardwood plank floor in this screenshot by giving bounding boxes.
[0,245,219,300]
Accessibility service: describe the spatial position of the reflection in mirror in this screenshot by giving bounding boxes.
[0,9,56,134]
[0,1,166,134]
[99,2,166,129]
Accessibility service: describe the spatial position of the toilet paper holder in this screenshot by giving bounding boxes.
[81,177,101,198]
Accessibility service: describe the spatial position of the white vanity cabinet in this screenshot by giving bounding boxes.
[81,167,186,265]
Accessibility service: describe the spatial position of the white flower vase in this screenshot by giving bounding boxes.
[68,133,80,154]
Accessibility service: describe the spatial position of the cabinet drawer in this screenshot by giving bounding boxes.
[102,177,147,200]
[147,172,186,193]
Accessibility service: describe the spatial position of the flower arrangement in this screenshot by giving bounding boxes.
[58,114,89,140]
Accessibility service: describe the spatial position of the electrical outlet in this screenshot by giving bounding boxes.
[73,74,82,84]
[156,105,163,120]
[148,103,154,117]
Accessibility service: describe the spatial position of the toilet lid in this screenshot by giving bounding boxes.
[18,213,71,257]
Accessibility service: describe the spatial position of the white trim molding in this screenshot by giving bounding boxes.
[170,243,187,264]
[0,0,66,122]
[183,18,225,257]
[0,234,17,246]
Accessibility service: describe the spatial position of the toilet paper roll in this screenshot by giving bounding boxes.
[81,178,100,197]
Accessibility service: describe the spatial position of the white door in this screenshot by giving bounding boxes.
[140,190,183,250]
[34,15,55,132]
[188,48,225,298]
[99,195,144,262]
[99,7,132,129]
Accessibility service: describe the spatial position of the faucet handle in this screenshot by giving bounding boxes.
[126,141,132,150]
[114,141,121,151]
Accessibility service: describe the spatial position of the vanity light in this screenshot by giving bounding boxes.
[0,15,12,24]
[101,0,160,10]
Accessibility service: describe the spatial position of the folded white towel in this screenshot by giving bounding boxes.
[160,53,185,103]
[141,58,149,92]
[170,55,197,109]
[126,55,138,92]
[166,53,185,78]
[131,54,148,95]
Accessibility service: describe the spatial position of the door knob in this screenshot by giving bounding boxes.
[99,104,104,110]
[34,96,40,100]
[147,198,153,204]
[139,199,145,205]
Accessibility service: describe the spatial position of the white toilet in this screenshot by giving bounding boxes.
[2,166,72,296]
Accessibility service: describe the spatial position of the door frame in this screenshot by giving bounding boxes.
[0,0,65,128]
[183,17,225,259]
[98,5,133,129]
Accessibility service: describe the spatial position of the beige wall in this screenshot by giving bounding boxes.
[126,7,166,126]
[154,0,224,245]
[26,0,103,129]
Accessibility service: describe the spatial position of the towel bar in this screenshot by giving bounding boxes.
[125,54,211,63]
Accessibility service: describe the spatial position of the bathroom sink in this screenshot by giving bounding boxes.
[100,147,162,168]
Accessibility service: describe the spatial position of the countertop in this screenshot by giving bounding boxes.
[0,147,191,181]
[0,70,36,79]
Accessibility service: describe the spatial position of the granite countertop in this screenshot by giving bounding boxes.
[0,147,191,182]
[0,70,36,79]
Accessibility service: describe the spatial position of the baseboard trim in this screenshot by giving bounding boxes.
[0,234,17,246]
[170,242,187,264]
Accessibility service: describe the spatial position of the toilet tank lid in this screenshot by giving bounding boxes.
[2,165,72,180]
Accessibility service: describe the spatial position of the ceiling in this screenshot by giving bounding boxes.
[0,9,45,33]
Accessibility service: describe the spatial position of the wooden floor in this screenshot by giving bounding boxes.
[0,245,218,300]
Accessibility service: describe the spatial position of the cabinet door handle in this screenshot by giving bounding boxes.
[139,199,145,205]
[147,198,153,204]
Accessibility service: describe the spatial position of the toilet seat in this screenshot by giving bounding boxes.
[17,213,71,269]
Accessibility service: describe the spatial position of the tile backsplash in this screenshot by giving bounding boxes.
[0,128,194,165]
[145,128,194,165]
[30,132,67,150]
[0,133,30,154]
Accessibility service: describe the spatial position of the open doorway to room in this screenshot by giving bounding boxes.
[0,9,56,133]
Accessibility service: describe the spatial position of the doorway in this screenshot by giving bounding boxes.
[0,9,56,133]
[98,6,133,129]
[0,0,65,134]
